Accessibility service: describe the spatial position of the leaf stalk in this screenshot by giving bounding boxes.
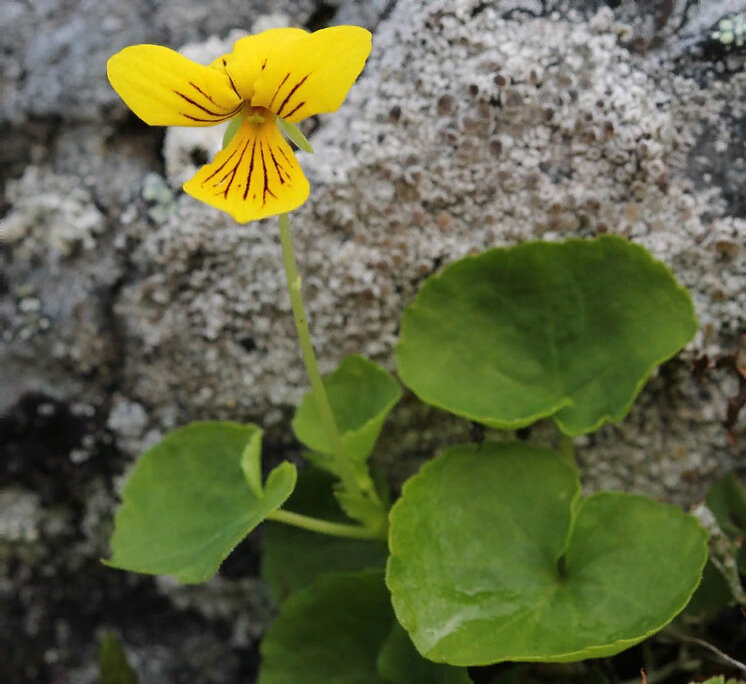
[267,509,386,541]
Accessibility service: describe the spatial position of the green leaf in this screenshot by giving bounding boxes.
[376,623,472,684]
[684,559,734,619]
[292,355,402,465]
[222,114,242,149]
[106,422,296,584]
[707,473,746,538]
[694,678,746,684]
[259,570,391,684]
[262,468,388,603]
[259,570,470,684]
[98,633,138,684]
[387,442,708,666]
[396,236,697,436]
[276,117,314,153]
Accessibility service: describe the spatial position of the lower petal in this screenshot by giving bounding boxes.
[183,115,310,223]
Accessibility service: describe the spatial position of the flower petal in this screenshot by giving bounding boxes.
[183,116,310,223]
[251,26,372,123]
[214,28,308,101]
[107,45,242,127]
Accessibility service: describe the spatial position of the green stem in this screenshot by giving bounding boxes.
[277,213,365,501]
[267,509,385,541]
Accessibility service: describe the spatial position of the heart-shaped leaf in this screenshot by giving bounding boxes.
[262,468,388,603]
[292,355,402,466]
[396,236,697,436]
[259,570,470,684]
[387,442,708,666]
[106,422,296,584]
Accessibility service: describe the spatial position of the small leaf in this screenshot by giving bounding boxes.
[292,355,402,466]
[277,117,314,153]
[396,236,697,436]
[262,468,387,603]
[376,623,472,684]
[259,570,470,684]
[387,442,708,666]
[335,484,388,534]
[222,114,242,149]
[707,473,746,538]
[304,448,388,529]
[98,633,138,684]
[106,422,296,583]
[693,678,746,684]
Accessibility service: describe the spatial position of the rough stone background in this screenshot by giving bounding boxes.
[1,0,745,681]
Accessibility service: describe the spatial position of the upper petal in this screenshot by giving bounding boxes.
[215,28,308,101]
[107,45,242,127]
[250,26,372,123]
[183,115,310,223]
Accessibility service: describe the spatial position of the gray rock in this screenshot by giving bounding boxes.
[0,487,43,544]
[1,0,153,123]
[0,0,318,123]
[1,163,121,411]
[332,0,398,29]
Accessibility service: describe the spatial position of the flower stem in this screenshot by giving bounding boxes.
[266,509,385,541]
[277,213,365,502]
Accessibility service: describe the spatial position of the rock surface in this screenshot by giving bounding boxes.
[2,0,745,680]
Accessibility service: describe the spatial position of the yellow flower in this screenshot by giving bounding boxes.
[107,27,372,223]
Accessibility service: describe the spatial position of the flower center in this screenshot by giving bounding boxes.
[244,104,270,125]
